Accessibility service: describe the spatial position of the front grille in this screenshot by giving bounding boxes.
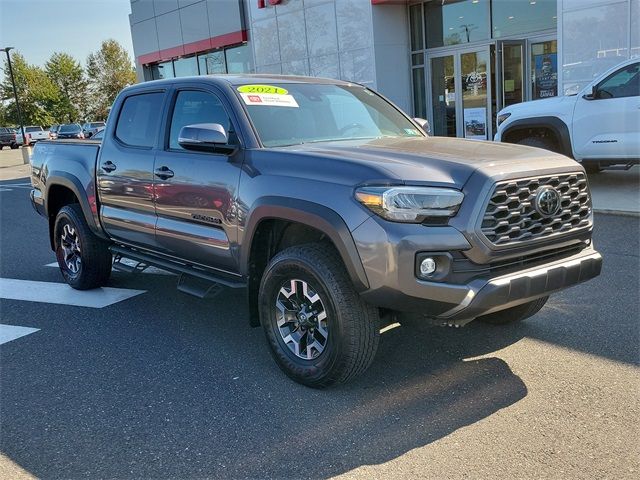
[480,173,591,246]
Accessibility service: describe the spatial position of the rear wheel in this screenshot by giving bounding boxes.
[259,243,380,388]
[54,204,112,290]
[476,296,549,325]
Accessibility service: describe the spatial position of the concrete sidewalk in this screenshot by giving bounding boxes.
[589,166,640,216]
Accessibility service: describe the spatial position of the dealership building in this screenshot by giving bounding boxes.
[129,0,638,139]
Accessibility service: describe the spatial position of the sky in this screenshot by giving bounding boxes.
[0,0,135,78]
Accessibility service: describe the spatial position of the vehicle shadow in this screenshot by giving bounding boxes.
[0,285,528,479]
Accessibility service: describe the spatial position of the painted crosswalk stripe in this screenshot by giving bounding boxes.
[45,260,174,275]
[0,324,40,345]
[0,278,145,308]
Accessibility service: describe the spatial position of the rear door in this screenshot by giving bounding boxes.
[97,89,167,248]
[152,85,243,274]
[572,61,640,159]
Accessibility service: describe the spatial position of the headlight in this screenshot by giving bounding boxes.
[355,186,464,223]
[497,112,511,126]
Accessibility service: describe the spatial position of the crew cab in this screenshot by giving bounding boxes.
[30,75,602,387]
[495,58,639,172]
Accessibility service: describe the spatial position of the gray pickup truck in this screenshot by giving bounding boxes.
[30,75,602,387]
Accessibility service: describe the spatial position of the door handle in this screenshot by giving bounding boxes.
[154,166,174,180]
[101,161,117,172]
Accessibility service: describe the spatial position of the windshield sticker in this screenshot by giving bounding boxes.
[240,92,299,108]
[237,84,289,95]
[404,128,420,136]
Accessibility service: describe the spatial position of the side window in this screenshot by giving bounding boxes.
[597,63,640,99]
[168,90,232,150]
[115,92,164,147]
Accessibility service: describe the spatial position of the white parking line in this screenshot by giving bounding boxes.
[0,324,40,345]
[0,278,145,308]
[45,260,174,275]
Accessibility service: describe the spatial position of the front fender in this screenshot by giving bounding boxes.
[240,196,369,292]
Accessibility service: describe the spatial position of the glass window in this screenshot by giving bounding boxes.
[150,61,174,80]
[169,90,232,150]
[492,0,557,38]
[430,55,456,137]
[409,4,423,51]
[173,56,198,77]
[225,44,252,74]
[597,62,640,99]
[531,40,558,99]
[198,51,226,75]
[115,92,164,147]
[425,0,490,48]
[241,83,423,148]
[412,67,427,118]
[59,124,81,133]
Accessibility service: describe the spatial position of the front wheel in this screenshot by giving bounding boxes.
[259,243,380,388]
[517,136,558,152]
[476,296,549,325]
[54,204,112,290]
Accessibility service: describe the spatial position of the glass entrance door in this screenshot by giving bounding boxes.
[497,40,525,111]
[430,55,456,137]
[428,46,492,139]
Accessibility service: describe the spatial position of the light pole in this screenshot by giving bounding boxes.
[1,47,26,146]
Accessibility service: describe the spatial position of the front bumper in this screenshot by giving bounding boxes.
[435,249,602,323]
[352,216,602,324]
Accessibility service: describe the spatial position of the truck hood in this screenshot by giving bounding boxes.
[500,94,576,117]
[277,136,581,188]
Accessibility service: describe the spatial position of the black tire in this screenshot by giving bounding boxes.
[10,143,18,149]
[517,136,558,152]
[476,296,549,325]
[584,164,603,174]
[0,145,3,150]
[259,243,380,388]
[54,204,112,290]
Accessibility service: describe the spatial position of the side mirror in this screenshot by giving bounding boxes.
[413,117,431,135]
[583,85,597,100]
[178,123,233,153]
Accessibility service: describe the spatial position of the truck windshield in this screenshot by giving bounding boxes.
[237,83,424,147]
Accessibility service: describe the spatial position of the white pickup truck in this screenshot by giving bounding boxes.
[495,58,639,173]
[18,126,50,146]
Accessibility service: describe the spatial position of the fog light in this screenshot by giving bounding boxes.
[420,257,437,277]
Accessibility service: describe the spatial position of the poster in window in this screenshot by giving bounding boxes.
[464,107,487,140]
[534,53,558,99]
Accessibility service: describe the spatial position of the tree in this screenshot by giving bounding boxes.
[86,39,136,120]
[1,52,58,126]
[45,52,88,123]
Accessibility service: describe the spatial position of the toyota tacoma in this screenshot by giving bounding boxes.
[30,75,602,387]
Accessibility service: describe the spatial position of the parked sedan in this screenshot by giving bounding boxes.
[56,124,85,139]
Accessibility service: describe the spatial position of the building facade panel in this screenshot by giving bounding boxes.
[129,0,636,138]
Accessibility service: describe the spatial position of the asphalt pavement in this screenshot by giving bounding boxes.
[0,172,638,479]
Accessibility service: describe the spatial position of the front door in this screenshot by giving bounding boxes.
[97,90,166,249]
[429,46,492,140]
[152,87,242,274]
[572,61,640,160]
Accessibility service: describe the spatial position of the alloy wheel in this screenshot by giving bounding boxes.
[60,223,82,275]
[275,279,329,360]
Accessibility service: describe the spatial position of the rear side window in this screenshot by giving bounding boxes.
[168,90,231,150]
[115,92,164,147]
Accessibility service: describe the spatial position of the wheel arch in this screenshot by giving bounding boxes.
[502,116,574,158]
[45,173,105,250]
[241,197,370,327]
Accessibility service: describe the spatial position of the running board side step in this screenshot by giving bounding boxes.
[109,245,246,294]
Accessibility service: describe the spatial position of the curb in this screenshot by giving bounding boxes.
[593,209,640,218]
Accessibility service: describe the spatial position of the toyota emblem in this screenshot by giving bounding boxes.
[535,187,561,217]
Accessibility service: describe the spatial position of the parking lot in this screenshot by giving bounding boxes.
[0,147,639,479]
